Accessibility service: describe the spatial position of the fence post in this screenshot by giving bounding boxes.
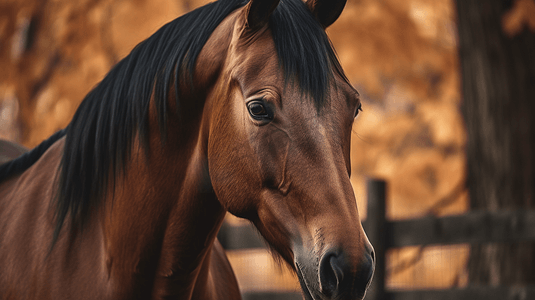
[364,179,387,300]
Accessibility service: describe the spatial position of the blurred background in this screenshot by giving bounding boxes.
[1,0,534,299]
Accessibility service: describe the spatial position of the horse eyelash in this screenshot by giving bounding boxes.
[354,103,363,118]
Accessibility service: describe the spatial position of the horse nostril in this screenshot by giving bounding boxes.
[318,249,375,298]
[319,251,344,297]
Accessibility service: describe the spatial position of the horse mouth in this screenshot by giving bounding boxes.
[295,261,370,300]
[296,262,315,300]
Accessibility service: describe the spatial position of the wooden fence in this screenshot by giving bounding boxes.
[217,179,535,300]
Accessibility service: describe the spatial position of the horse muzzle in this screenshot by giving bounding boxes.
[295,246,375,300]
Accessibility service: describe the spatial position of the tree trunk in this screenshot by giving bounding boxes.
[456,0,535,285]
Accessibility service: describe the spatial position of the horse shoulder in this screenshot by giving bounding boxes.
[0,138,110,300]
[0,140,63,298]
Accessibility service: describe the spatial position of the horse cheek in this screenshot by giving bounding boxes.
[208,132,260,219]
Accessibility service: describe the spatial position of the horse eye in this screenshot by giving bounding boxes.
[249,103,266,115]
[247,101,271,120]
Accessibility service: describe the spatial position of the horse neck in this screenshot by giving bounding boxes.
[99,11,239,297]
[101,100,225,299]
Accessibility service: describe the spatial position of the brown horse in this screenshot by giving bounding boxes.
[0,0,374,299]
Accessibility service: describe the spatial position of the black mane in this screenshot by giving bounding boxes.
[0,0,347,243]
[270,0,347,108]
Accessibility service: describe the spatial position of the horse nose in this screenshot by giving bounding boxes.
[319,248,375,298]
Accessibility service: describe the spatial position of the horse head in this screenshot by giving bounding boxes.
[202,0,375,298]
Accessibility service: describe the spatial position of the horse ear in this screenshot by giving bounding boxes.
[304,0,347,28]
[244,0,280,29]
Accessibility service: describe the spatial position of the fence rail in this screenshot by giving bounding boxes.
[384,209,535,247]
[385,286,535,300]
[218,179,535,300]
